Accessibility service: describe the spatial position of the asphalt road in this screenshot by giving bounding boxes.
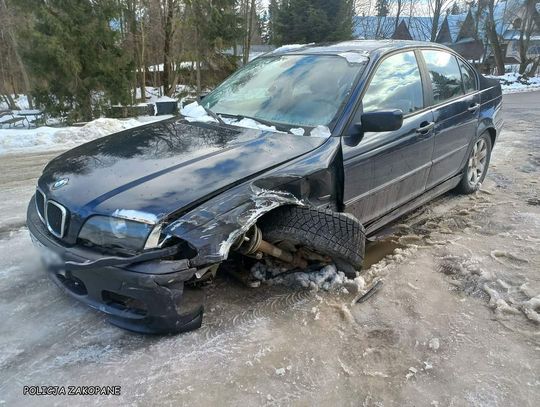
[1,91,539,406]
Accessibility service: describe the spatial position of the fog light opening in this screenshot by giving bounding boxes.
[102,290,148,316]
[56,272,88,295]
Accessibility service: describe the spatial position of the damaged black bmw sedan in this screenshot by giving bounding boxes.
[27,40,503,334]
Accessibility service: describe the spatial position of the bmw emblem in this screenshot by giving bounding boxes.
[52,178,69,190]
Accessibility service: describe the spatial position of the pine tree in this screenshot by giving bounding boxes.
[267,0,280,44]
[17,0,132,122]
[376,0,390,17]
[270,0,354,45]
[185,0,240,97]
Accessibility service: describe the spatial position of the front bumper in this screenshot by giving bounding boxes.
[27,197,205,334]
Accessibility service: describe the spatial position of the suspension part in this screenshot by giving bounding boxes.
[234,225,308,269]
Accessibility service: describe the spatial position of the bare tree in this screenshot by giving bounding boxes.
[395,0,404,32]
[428,0,452,41]
[243,0,257,65]
[121,0,148,102]
[517,0,540,74]
[486,0,505,75]
[0,0,33,108]
[162,0,176,96]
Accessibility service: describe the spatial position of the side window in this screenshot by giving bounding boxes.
[458,59,477,94]
[362,51,424,114]
[422,50,464,103]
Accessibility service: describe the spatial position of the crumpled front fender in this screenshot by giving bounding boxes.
[162,136,343,267]
[163,185,304,267]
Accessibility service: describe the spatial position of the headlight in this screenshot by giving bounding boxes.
[78,216,154,251]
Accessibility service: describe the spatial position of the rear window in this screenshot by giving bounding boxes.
[422,50,464,103]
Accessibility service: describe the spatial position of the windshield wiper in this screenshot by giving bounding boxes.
[201,104,225,125]
[216,113,290,133]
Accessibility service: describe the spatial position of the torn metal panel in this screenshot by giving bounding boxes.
[164,137,344,266]
[165,187,304,267]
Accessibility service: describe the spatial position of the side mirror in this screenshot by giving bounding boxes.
[361,110,403,133]
[344,109,404,147]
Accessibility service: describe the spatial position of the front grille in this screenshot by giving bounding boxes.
[35,188,68,238]
[35,189,46,221]
[46,201,67,237]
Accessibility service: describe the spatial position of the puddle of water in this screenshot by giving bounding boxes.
[363,237,405,269]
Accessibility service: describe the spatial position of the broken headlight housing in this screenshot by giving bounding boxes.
[78,216,155,252]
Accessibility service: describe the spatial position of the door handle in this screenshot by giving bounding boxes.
[467,103,480,113]
[416,121,435,134]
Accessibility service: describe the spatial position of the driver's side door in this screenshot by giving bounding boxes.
[342,50,435,224]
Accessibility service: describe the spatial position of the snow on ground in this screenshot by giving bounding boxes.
[136,85,196,103]
[487,72,540,94]
[251,262,348,291]
[0,94,30,111]
[0,115,171,156]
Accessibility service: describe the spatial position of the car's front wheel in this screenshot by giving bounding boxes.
[258,206,365,277]
[456,132,492,194]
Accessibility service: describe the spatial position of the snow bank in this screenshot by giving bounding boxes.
[0,115,170,155]
[0,94,30,111]
[486,72,540,94]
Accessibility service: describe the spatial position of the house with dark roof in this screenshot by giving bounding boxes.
[353,14,468,43]
[391,20,413,40]
[353,0,540,66]
[446,11,485,60]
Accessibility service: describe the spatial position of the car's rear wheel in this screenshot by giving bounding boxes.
[456,133,492,194]
[258,206,365,277]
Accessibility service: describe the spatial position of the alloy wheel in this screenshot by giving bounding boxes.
[467,138,488,187]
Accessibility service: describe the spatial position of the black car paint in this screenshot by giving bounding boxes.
[37,121,326,246]
[27,40,503,334]
[28,203,203,333]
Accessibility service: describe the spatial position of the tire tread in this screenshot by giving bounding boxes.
[259,206,365,269]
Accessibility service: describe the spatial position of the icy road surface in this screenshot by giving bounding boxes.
[1,92,539,406]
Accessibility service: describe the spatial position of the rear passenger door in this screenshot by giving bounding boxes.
[420,49,480,188]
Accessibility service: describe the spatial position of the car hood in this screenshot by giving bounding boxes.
[39,119,326,222]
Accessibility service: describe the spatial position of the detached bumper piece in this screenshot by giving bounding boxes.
[27,198,204,334]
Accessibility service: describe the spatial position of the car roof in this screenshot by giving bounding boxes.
[271,39,451,57]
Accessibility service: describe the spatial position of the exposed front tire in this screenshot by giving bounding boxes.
[259,206,365,277]
[455,132,492,194]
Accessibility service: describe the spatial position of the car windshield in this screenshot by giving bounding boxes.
[202,54,367,128]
